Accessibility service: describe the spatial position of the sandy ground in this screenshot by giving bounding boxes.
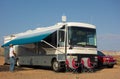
[0,56,120,79]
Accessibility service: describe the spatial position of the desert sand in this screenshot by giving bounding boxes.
[0,56,120,79]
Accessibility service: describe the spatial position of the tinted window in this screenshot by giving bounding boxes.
[97,51,105,56]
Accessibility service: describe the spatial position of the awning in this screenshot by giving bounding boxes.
[2,25,63,47]
[2,32,51,47]
[2,31,53,47]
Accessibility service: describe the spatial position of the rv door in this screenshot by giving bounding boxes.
[57,29,66,61]
[57,29,65,47]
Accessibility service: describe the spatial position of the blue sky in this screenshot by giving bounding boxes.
[0,0,120,51]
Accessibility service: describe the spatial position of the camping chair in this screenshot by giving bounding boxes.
[81,57,95,72]
[66,57,79,73]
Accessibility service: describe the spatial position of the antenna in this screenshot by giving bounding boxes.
[90,16,93,24]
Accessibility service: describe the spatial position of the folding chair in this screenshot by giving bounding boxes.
[81,57,95,72]
[66,57,79,73]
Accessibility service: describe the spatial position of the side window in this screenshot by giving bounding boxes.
[58,30,65,47]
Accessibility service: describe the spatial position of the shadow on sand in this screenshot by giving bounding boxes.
[0,64,53,72]
[0,64,110,73]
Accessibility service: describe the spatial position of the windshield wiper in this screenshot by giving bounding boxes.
[86,45,97,48]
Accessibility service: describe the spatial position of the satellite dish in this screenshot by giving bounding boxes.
[62,15,67,22]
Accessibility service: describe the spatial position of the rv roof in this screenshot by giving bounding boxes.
[57,22,96,29]
[5,22,96,38]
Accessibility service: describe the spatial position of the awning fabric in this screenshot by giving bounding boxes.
[2,33,51,47]
[2,26,61,47]
[2,32,52,47]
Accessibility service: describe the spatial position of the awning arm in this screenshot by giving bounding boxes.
[41,40,64,54]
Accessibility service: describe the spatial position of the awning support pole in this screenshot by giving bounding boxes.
[41,40,64,54]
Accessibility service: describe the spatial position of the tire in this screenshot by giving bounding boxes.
[16,59,21,67]
[107,65,114,68]
[97,62,103,68]
[52,60,61,72]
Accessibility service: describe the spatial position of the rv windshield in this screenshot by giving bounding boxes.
[68,26,96,47]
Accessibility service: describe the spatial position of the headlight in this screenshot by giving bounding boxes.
[106,58,109,60]
[94,56,98,61]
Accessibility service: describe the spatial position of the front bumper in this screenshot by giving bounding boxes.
[103,61,116,65]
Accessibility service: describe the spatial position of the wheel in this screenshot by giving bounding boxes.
[52,60,61,72]
[107,65,114,68]
[16,59,21,67]
[97,62,103,68]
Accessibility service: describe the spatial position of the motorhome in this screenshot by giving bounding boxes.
[2,17,98,72]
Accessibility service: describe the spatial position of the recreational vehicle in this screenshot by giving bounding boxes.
[2,18,98,72]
